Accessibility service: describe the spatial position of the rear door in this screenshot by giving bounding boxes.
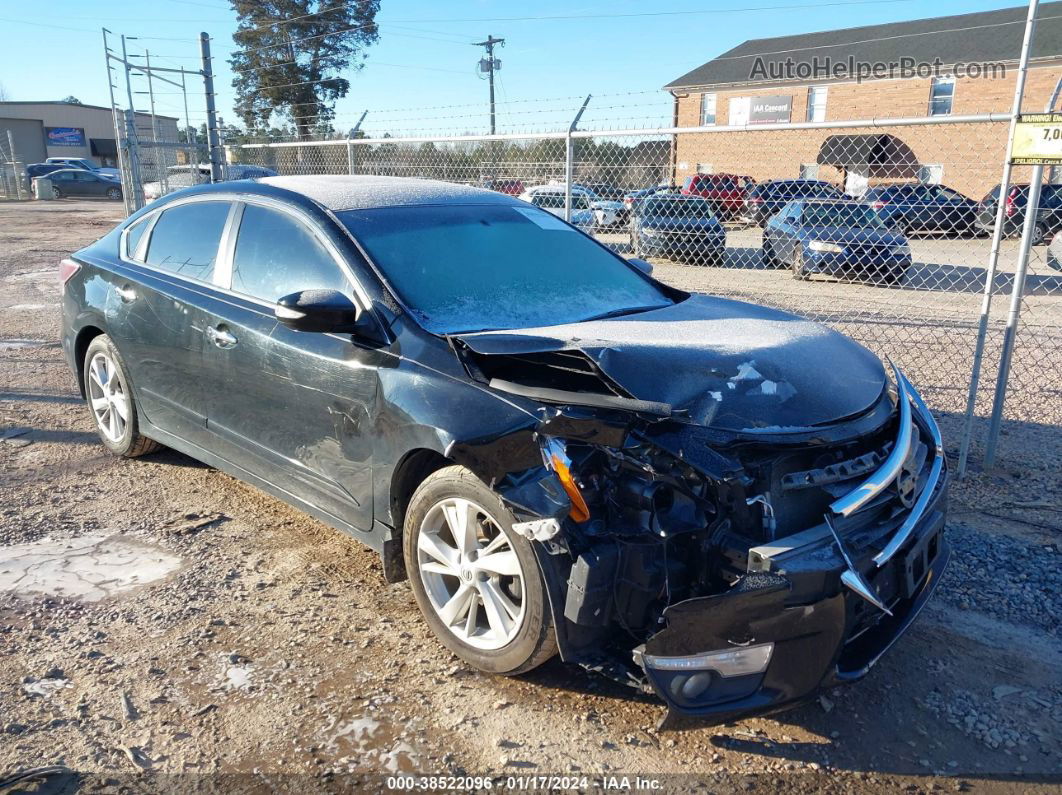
[105,199,234,447]
[197,199,379,532]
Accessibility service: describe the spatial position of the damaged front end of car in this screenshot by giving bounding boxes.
[446,333,949,723]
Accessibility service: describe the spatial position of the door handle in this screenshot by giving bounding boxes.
[206,325,238,349]
[114,285,137,303]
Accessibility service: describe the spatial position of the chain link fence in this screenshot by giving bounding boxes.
[176,114,1059,471]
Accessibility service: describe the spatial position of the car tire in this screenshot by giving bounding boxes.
[52,186,62,199]
[875,263,908,287]
[83,335,161,457]
[106,187,122,200]
[791,247,809,280]
[403,465,557,676]
[762,240,776,267]
[1031,222,1048,246]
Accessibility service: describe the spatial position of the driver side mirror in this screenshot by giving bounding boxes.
[275,289,381,341]
[628,257,654,276]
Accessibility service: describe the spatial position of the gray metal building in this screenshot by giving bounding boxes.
[0,101,179,168]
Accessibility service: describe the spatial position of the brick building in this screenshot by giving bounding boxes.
[664,4,1062,199]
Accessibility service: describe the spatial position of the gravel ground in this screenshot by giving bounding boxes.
[0,199,1060,794]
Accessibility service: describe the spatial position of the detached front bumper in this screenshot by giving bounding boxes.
[636,486,948,720]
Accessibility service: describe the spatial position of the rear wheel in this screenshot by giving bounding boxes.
[106,187,122,200]
[51,186,62,199]
[403,466,556,675]
[83,335,160,457]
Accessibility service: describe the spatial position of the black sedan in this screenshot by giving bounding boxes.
[630,195,726,265]
[48,168,123,200]
[763,199,913,285]
[864,183,979,236]
[61,176,947,721]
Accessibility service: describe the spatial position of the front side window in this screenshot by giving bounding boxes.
[144,201,230,282]
[231,204,347,303]
[339,204,674,334]
[700,92,717,126]
[929,77,954,116]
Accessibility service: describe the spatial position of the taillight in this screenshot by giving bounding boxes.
[871,200,886,210]
[59,258,81,286]
[1005,194,1016,217]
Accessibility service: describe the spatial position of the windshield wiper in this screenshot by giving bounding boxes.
[580,304,668,322]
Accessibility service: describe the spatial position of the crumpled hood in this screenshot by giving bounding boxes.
[455,294,886,432]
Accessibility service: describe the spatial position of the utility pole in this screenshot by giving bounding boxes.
[200,32,223,183]
[473,35,504,135]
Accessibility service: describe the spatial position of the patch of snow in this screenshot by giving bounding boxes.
[23,677,72,698]
[262,175,515,212]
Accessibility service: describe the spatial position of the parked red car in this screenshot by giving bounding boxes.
[681,173,756,221]
[481,178,525,196]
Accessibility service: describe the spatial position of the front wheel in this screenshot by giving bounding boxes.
[83,335,160,457]
[51,186,62,199]
[403,465,557,675]
[106,187,122,200]
[791,247,809,280]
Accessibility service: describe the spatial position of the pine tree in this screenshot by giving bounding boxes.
[229,1,380,140]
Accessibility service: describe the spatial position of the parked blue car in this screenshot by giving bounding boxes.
[630,195,726,265]
[762,199,912,285]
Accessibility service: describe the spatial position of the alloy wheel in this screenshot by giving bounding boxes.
[416,497,526,650]
[87,351,129,443]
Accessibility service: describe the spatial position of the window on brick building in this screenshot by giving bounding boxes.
[929,77,955,116]
[700,92,717,125]
[806,86,828,122]
[918,164,944,184]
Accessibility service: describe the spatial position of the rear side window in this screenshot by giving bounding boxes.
[145,201,230,282]
[124,218,150,259]
[230,204,347,303]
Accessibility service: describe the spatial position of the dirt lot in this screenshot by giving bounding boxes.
[1,199,1060,794]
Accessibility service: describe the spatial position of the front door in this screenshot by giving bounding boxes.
[199,200,379,533]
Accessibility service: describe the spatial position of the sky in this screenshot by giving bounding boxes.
[0,0,1032,137]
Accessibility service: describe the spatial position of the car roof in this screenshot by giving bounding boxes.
[173,175,523,212]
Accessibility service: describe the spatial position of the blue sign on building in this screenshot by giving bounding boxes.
[46,127,86,147]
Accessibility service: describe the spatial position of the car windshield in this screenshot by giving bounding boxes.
[645,198,715,219]
[339,203,673,334]
[803,203,885,228]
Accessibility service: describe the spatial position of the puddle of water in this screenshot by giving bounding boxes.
[326,713,422,773]
[0,534,183,602]
[0,339,48,350]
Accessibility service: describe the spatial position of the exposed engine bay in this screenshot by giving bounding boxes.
[447,332,949,720]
